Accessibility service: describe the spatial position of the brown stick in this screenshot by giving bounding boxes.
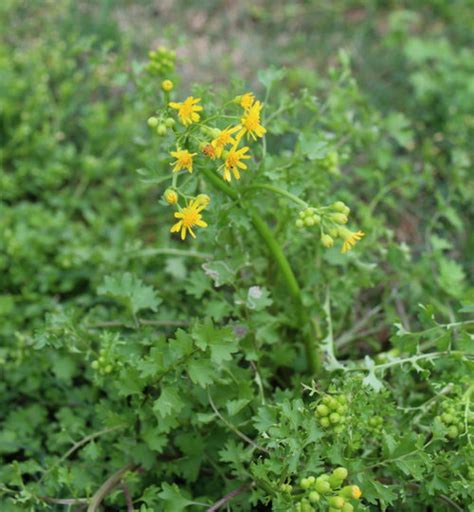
[87,463,136,512]
[122,483,134,512]
[206,483,252,512]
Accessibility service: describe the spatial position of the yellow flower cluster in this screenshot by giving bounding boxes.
[163,92,266,239]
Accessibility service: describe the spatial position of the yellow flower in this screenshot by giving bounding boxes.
[170,148,196,173]
[237,100,266,140]
[211,125,240,157]
[170,198,208,240]
[240,92,255,110]
[169,96,203,126]
[161,79,174,92]
[339,228,365,253]
[223,145,250,181]
[201,143,217,160]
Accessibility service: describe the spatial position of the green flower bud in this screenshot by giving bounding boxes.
[308,491,320,503]
[300,478,311,490]
[330,213,348,224]
[164,117,175,128]
[307,476,316,485]
[328,496,345,509]
[329,413,341,424]
[296,219,305,229]
[332,467,348,481]
[304,216,315,227]
[342,503,354,512]
[104,365,113,374]
[321,234,334,248]
[329,474,343,489]
[316,404,330,416]
[315,478,331,494]
[333,201,346,212]
[442,413,454,425]
[156,124,167,136]
[339,485,362,500]
[447,426,459,439]
[91,360,99,370]
[320,417,330,428]
[333,425,344,434]
[147,116,159,128]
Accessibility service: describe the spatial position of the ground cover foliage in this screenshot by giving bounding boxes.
[0,1,473,511]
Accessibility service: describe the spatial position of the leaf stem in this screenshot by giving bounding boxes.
[198,167,319,374]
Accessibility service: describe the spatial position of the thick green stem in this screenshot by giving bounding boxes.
[243,183,308,208]
[199,167,319,374]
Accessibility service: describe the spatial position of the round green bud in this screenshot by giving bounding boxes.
[339,485,362,500]
[300,478,311,490]
[307,476,315,485]
[336,404,346,414]
[329,474,343,489]
[98,356,106,364]
[91,360,99,370]
[342,503,354,512]
[333,425,344,434]
[313,214,321,224]
[322,396,332,405]
[332,467,348,481]
[333,201,346,212]
[308,491,320,503]
[296,219,305,229]
[331,213,348,224]
[328,227,339,238]
[164,117,175,128]
[99,349,107,356]
[320,417,330,428]
[316,404,330,417]
[315,478,331,494]
[304,216,315,227]
[329,413,341,424]
[104,365,113,374]
[299,211,306,219]
[328,496,346,509]
[156,124,167,136]
[442,413,454,425]
[447,426,459,439]
[147,116,159,128]
[321,234,334,248]
[337,395,347,404]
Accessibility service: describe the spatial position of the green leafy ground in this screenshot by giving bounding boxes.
[0,1,473,511]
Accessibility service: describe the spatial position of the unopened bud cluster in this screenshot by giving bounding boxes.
[286,467,361,512]
[91,349,115,376]
[146,46,176,75]
[315,394,349,435]
[435,396,473,440]
[147,114,175,136]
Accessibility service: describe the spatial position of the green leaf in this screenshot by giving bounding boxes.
[193,320,239,364]
[158,483,193,512]
[202,261,235,287]
[438,258,465,297]
[187,358,215,387]
[299,132,329,160]
[246,286,273,311]
[153,387,185,418]
[362,356,384,392]
[98,272,161,314]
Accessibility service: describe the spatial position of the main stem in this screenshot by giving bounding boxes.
[199,167,319,374]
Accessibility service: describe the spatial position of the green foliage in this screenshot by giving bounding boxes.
[1,1,473,511]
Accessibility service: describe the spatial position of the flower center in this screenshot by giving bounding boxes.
[182,208,199,227]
